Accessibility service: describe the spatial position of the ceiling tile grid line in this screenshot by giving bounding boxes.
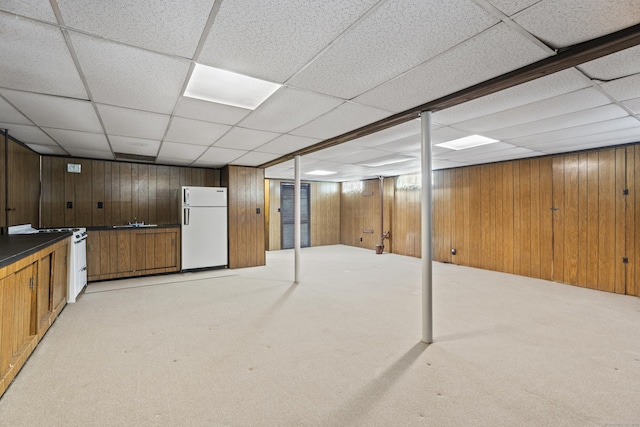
[471,0,556,54]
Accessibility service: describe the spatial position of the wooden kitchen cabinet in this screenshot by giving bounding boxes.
[0,236,69,398]
[87,227,180,281]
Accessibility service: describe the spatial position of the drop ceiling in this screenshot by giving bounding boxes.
[0,0,638,182]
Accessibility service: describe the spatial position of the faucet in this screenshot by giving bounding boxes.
[128,217,145,227]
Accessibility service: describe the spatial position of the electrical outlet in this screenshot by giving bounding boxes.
[67,201,73,209]
[360,237,363,242]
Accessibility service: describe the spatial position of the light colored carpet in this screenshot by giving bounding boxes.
[0,245,638,426]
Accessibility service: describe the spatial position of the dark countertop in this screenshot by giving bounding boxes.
[0,232,72,269]
[86,224,180,231]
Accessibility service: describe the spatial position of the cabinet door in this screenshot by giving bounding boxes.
[133,231,153,272]
[36,255,52,333]
[86,231,101,279]
[0,274,15,375]
[153,230,178,270]
[52,244,68,309]
[116,230,132,274]
[133,230,179,271]
[15,264,37,352]
[0,263,37,374]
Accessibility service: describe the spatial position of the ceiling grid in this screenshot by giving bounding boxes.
[0,1,638,180]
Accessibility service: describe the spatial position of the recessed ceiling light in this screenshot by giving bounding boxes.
[184,64,281,110]
[306,170,337,176]
[435,134,498,150]
[358,156,413,167]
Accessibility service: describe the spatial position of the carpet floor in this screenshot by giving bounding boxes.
[0,245,638,426]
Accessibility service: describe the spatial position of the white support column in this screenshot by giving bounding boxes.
[420,111,433,344]
[294,155,301,284]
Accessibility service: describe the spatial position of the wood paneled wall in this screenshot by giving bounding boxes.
[265,180,341,251]
[339,143,639,297]
[41,157,219,228]
[340,179,381,250]
[432,158,554,279]
[430,146,636,296]
[6,137,40,228]
[221,165,265,268]
[550,147,634,295]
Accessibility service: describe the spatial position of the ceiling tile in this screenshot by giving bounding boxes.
[512,0,640,49]
[0,96,30,125]
[43,128,110,151]
[432,127,472,144]
[540,136,640,154]
[97,104,169,140]
[623,97,640,114]
[155,157,193,166]
[0,122,56,145]
[164,116,231,146]
[0,0,57,22]
[531,126,640,153]
[354,23,550,112]
[578,45,640,81]
[110,135,160,156]
[290,102,391,139]
[174,97,250,125]
[508,117,640,147]
[65,147,114,159]
[453,88,611,133]
[231,151,281,167]
[350,119,421,148]
[445,146,536,163]
[193,146,246,167]
[485,0,538,16]
[305,143,365,161]
[57,0,214,57]
[25,144,68,156]
[197,0,379,83]
[70,32,190,113]
[433,68,589,125]
[0,14,86,98]
[157,141,207,161]
[483,104,630,141]
[600,73,640,102]
[256,134,322,155]
[374,134,422,153]
[288,0,497,99]
[0,89,102,132]
[334,148,400,164]
[213,127,280,150]
[435,142,517,160]
[240,87,344,133]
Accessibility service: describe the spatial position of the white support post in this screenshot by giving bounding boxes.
[294,155,301,284]
[420,111,433,344]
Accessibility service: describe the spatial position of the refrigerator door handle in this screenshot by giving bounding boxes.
[184,188,190,205]
[184,208,190,225]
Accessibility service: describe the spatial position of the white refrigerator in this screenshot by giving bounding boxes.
[181,186,228,270]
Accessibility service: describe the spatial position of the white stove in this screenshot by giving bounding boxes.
[42,228,88,303]
[9,224,87,303]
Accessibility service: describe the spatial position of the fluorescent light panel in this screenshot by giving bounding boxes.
[306,170,337,176]
[184,64,281,110]
[436,134,498,150]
